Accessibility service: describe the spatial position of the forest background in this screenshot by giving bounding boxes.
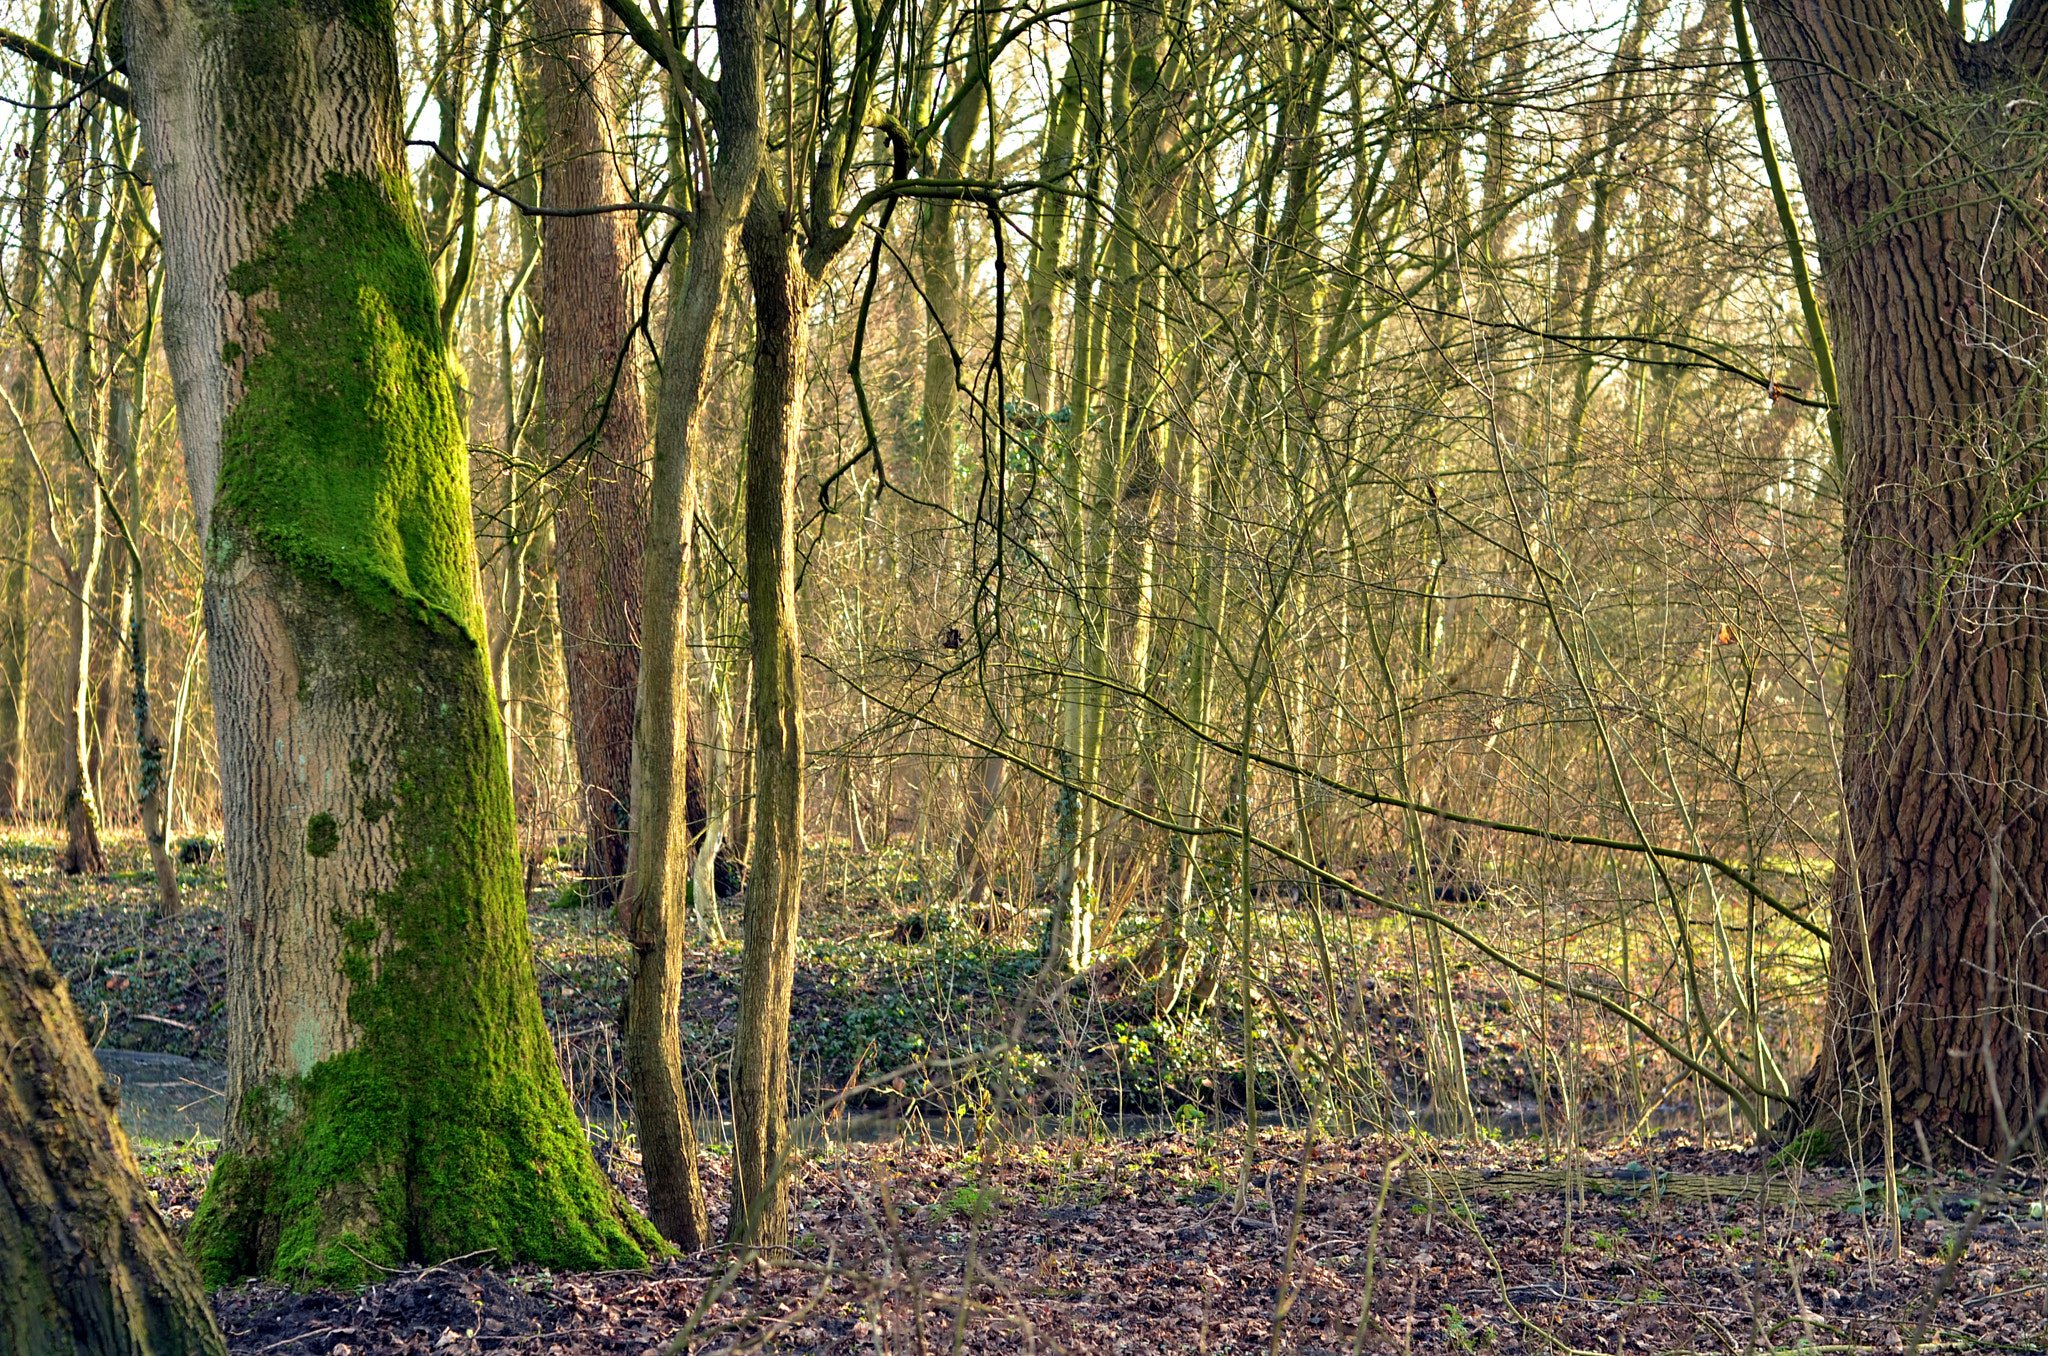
[0,0,1925,1301]
[0,0,1850,1152]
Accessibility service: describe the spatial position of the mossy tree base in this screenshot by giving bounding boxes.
[185,557,661,1288]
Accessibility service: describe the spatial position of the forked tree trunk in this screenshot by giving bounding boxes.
[128,0,659,1283]
[534,0,651,913]
[618,0,765,1251]
[729,188,810,1248]
[1749,0,2048,1152]
[0,880,225,1355]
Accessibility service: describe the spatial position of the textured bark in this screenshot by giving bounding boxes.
[0,880,226,1355]
[618,0,765,1253]
[1748,0,2048,1151]
[534,0,651,913]
[729,188,810,1248]
[129,0,658,1283]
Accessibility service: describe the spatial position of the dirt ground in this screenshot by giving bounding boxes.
[147,1128,2048,1355]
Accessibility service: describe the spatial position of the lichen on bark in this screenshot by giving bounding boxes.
[188,170,661,1286]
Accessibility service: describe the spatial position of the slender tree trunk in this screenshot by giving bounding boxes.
[689,596,731,941]
[949,2,1091,910]
[1750,0,2048,1153]
[58,506,107,876]
[729,187,810,1248]
[0,879,225,1355]
[108,180,179,917]
[534,0,652,912]
[619,0,765,1252]
[56,108,110,877]
[914,43,987,516]
[0,0,54,824]
[129,0,659,1282]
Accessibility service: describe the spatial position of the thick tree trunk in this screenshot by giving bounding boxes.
[619,0,765,1252]
[533,0,651,913]
[729,188,809,1249]
[1750,0,2048,1152]
[129,0,658,1284]
[0,879,226,1355]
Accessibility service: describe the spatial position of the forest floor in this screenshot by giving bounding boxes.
[20,830,2023,1352]
[145,1128,2048,1355]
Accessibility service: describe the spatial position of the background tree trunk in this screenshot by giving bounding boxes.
[1750,0,2048,1152]
[0,879,225,1356]
[57,494,106,876]
[129,0,659,1284]
[0,0,55,825]
[534,0,652,913]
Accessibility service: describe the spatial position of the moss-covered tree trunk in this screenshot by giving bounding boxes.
[729,188,810,1249]
[128,0,659,1284]
[533,0,651,913]
[0,880,226,1355]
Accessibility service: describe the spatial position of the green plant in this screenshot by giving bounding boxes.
[936,1185,999,1224]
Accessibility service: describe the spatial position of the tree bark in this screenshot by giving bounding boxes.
[1749,0,2048,1152]
[128,0,659,1283]
[729,186,810,1248]
[533,0,652,914]
[0,879,226,1355]
[618,0,765,1253]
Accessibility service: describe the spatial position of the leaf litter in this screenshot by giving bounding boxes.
[159,1128,2048,1354]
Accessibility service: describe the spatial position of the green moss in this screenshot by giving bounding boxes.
[304,813,340,858]
[215,172,481,640]
[1771,1126,1842,1168]
[189,170,663,1287]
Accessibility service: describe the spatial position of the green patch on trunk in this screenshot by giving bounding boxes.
[191,171,662,1287]
[214,172,482,640]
